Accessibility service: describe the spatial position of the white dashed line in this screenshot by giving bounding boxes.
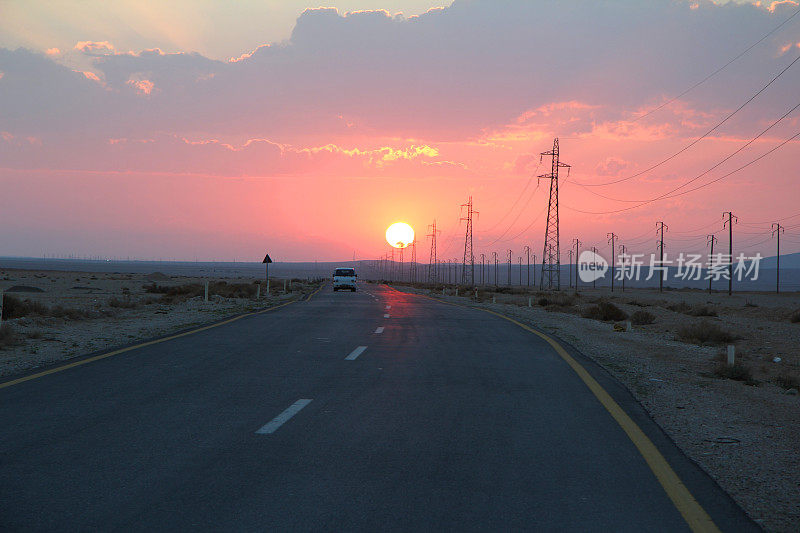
[345,346,368,360]
[256,399,312,435]
[374,326,384,334]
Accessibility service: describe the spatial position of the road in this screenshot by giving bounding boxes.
[0,283,756,531]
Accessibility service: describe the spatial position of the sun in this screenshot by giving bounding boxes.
[386,222,414,248]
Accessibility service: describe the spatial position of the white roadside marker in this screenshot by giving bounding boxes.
[386,305,391,309]
[346,346,368,360]
[374,327,384,334]
[256,399,312,435]
[384,314,390,318]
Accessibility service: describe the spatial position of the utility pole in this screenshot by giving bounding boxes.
[518,256,522,285]
[480,253,486,285]
[523,245,531,286]
[427,220,439,283]
[492,252,499,287]
[591,246,598,289]
[772,223,784,293]
[461,197,478,286]
[723,211,737,295]
[410,239,417,283]
[532,253,536,287]
[656,221,668,293]
[573,238,581,291]
[399,246,404,283]
[507,249,512,286]
[707,234,717,294]
[538,138,570,290]
[568,249,574,288]
[607,232,617,292]
[619,244,626,292]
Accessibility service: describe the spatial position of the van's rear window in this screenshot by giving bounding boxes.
[334,269,355,276]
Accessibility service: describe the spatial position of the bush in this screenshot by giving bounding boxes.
[688,305,717,317]
[676,321,740,345]
[1,294,49,319]
[790,310,800,323]
[537,297,549,307]
[0,323,17,348]
[582,301,628,322]
[775,373,799,390]
[667,301,691,313]
[713,362,754,383]
[145,281,260,301]
[630,310,656,325]
[108,297,139,309]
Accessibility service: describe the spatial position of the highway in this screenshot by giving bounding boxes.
[0,283,757,531]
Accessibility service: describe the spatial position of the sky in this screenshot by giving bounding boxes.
[2,0,800,262]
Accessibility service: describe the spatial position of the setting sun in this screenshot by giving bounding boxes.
[385,222,414,248]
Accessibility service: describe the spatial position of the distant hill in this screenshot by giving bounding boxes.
[759,252,800,269]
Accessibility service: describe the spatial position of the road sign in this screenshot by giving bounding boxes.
[263,254,272,264]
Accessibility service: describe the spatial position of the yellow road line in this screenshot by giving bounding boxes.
[0,284,324,391]
[389,285,720,533]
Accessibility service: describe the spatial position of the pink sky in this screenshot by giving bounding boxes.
[1,1,800,262]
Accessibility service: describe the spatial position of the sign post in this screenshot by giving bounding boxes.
[263,254,273,295]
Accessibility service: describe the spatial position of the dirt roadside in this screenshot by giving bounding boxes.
[0,269,319,378]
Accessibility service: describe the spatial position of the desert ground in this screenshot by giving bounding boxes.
[0,269,320,377]
[393,282,800,532]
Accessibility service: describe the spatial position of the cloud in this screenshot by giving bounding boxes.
[74,40,115,55]
[2,0,800,169]
[127,78,154,95]
[45,48,60,56]
[595,157,632,176]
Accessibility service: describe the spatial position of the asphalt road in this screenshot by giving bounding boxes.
[0,283,757,531]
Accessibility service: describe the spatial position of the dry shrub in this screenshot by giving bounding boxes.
[667,301,691,313]
[790,310,800,323]
[630,310,656,325]
[0,323,17,348]
[50,305,89,320]
[676,321,740,345]
[688,305,717,317]
[145,281,260,302]
[2,294,49,319]
[108,297,139,309]
[775,373,799,390]
[582,301,628,322]
[713,362,755,384]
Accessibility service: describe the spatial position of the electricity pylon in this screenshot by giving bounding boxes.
[538,138,570,290]
[461,197,478,285]
[427,220,439,283]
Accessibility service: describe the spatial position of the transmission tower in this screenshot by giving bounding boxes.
[427,220,439,283]
[461,197,478,285]
[538,138,570,290]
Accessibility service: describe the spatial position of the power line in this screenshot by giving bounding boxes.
[564,128,800,215]
[632,6,800,123]
[572,98,800,204]
[573,52,800,188]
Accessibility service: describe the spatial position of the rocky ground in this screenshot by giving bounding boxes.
[0,269,318,377]
[392,282,800,533]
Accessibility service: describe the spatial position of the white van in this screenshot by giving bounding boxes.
[333,267,357,291]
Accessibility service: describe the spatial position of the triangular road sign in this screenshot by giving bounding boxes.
[263,254,273,264]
